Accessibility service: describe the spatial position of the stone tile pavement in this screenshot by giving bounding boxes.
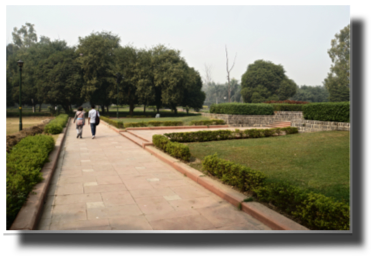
[37,121,271,230]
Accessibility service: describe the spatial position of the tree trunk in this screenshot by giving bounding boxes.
[32,104,35,113]
[101,105,105,113]
[144,104,146,114]
[38,103,42,112]
[129,102,134,116]
[172,105,177,115]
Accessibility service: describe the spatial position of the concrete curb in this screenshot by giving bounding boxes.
[10,118,70,230]
[100,120,123,133]
[100,119,309,230]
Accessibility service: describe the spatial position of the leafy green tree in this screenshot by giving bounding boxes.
[291,85,329,102]
[12,22,38,49]
[277,78,298,101]
[181,67,205,113]
[35,48,84,114]
[77,31,120,112]
[324,24,350,102]
[113,45,139,115]
[241,60,296,103]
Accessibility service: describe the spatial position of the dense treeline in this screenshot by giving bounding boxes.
[6,23,205,115]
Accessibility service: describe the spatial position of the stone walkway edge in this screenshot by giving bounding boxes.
[10,118,70,230]
[103,120,309,231]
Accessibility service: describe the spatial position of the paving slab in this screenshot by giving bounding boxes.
[37,120,272,230]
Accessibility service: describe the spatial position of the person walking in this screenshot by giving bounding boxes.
[88,104,100,139]
[73,106,85,139]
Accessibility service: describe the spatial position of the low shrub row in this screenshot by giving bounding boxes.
[7,124,48,153]
[252,181,350,230]
[44,114,69,134]
[201,154,350,230]
[264,100,310,104]
[6,111,53,117]
[270,104,305,111]
[101,111,201,118]
[302,102,350,122]
[210,103,274,115]
[164,127,298,143]
[6,135,55,229]
[202,153,266,192]
[100,116,124,128]
[152,135,191,161]
[190,119,225,125]
[124,121,183,128]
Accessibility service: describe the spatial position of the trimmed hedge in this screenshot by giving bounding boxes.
[202,153,266,192]
[201,154,350,230]
[6,111,52,117]
[152,135,191,161]
[271,104,305,111]
[302,102,350,122]
[190,119,226,125]
[124,121,183,128]
[102,111,201,118]
[252,181,350,230]
[101,116,124,128]
[264,100,309,104]
[6,135,55,229]
[44,114,69,134]
[210,103,274,115]
[164,127,298,143]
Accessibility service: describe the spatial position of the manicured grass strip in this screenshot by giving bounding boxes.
[186,131,350,203]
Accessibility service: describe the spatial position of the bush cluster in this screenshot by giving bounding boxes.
[164,127,298,143]
[271,104,305,111]
[7,124,48,153]
[103,111,201,118]
[202,153,266,192]
[124,121,183,128]
[264,100,309,104]
[152,135,191,161]
[100,116,124,128]
[210,103,274,115]
[44,114,69,134]
[190,119,225,125]
[252,181,350,230]
[6,112,52,117]
[6,135,55,229]
[201,154,349,230]
[302,102,350,122]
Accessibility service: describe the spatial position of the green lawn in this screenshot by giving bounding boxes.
[111,115,212,125]
[185,131,350,203]
[6,117,54,135]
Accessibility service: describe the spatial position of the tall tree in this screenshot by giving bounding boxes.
[12,22,38,49]
[135,49,156,113]
[225,46,237,102]
[181,67,205,113]
[77,31,120,112]
[241,60,296,103]
[35,48,84,114]
[291,85,329,102]
[324,24,350,102]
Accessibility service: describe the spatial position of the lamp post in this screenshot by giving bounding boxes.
[17,60,24,131]
[115,73,122,119]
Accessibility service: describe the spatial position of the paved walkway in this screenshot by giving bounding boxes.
[37,121,271,230]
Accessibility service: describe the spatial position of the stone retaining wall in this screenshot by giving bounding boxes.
[203,111,350,132]
[292,120,350,133]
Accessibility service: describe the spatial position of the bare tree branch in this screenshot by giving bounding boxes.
[225,45,237,102]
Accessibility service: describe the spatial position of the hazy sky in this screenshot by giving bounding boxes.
[6,5,349,86]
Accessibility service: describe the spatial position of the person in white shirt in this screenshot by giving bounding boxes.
[88,104,100,139]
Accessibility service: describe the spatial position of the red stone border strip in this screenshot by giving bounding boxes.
[10,118,70,230]
[145,146,309,231]
[102,119,308,230]
[126,130,150,142]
